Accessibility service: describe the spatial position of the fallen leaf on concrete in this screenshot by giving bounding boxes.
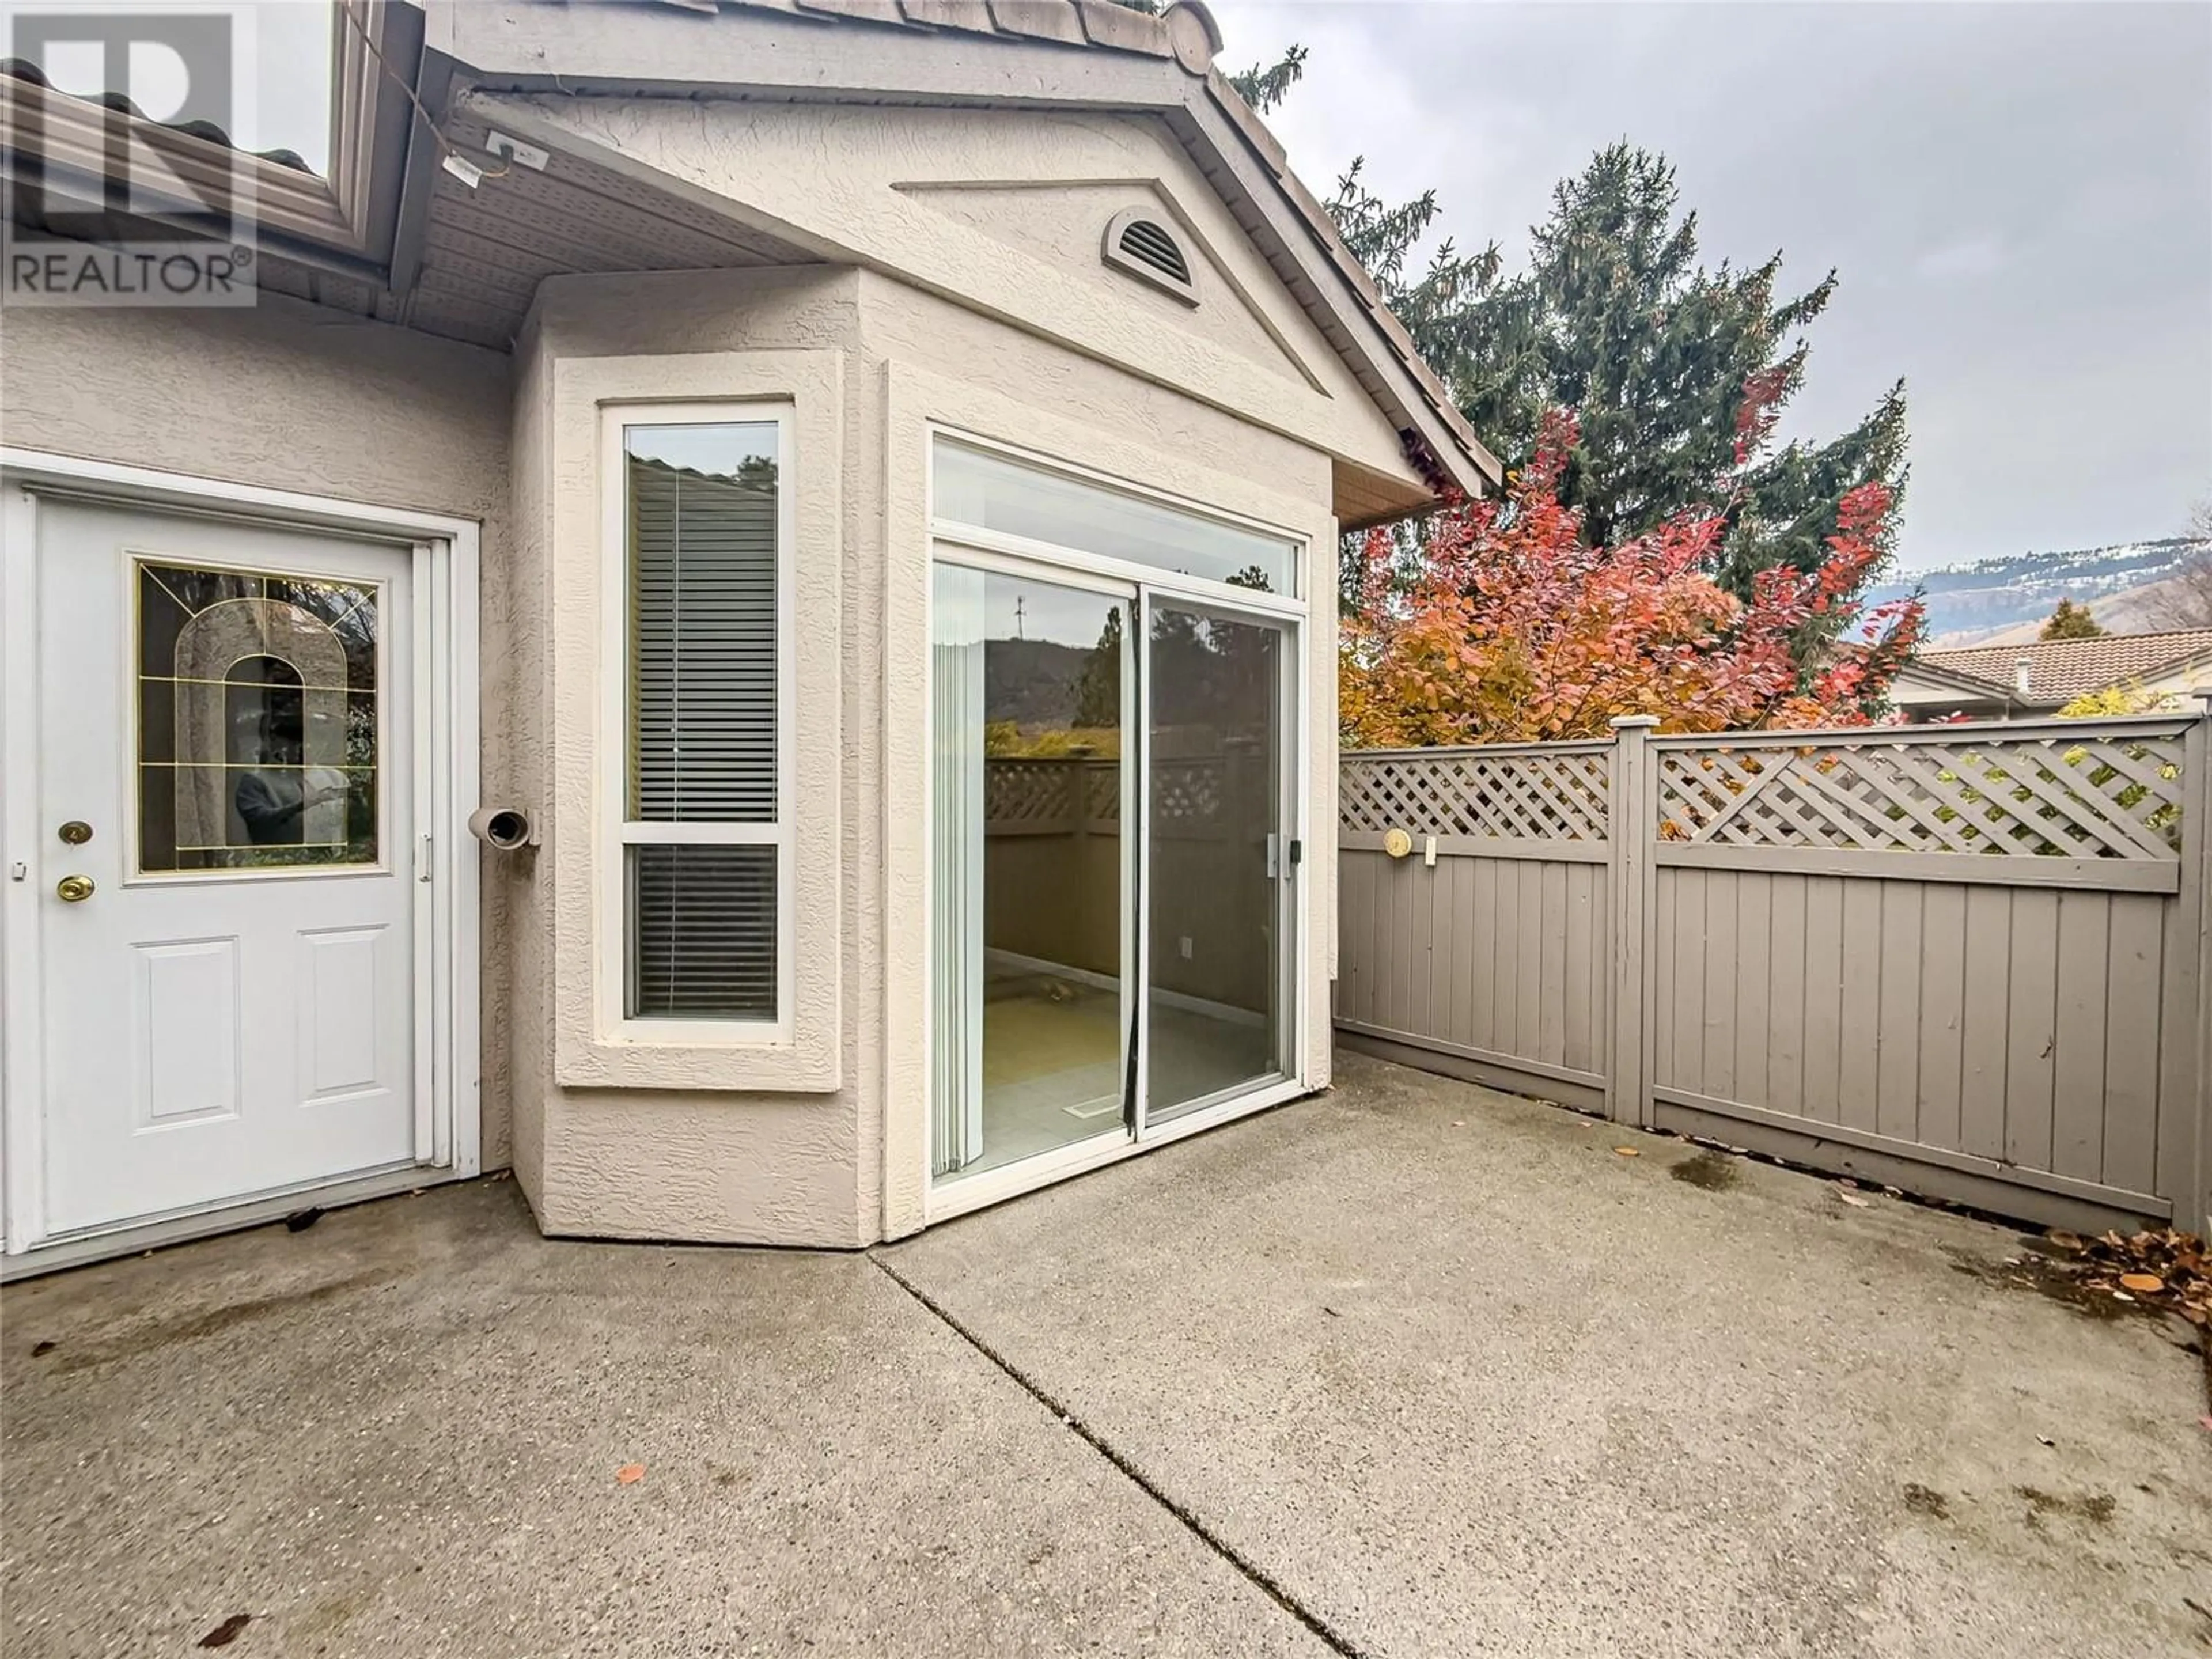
[2199,1416,2212,1433]
[2047,1229,2085,1252]
[197,1614,251,1649]
[2056,1229,2212,1327]
[616,1464,646,1486]
[1613,1147,1640,1158]
[1838,1191,1873,1209]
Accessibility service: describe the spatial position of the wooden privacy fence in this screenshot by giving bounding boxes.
[1336,712,2212,1237]
[983,752,1275,1010]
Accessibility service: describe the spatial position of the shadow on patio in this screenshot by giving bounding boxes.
[5,1051,2208,1657]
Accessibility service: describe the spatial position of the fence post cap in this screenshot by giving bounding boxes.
[1609,715,1661,730]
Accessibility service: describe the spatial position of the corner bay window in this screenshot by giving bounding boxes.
[619,414,788,1026]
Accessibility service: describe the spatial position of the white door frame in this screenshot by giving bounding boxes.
[0,449,482,1267]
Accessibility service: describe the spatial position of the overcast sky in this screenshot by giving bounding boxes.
[1212,0,2212,573]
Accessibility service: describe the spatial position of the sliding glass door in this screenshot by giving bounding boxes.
[927,435,1304,1195]
[931,561,1132,1182]
[1142,600,1293,1124]
[931,553,1299,1185]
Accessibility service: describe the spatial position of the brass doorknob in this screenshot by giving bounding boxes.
[55,874,94,903]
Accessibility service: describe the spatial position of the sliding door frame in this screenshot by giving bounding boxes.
[921,484,1310,1226]
[926,539,1139,1200]
[1133,587,1302,1139]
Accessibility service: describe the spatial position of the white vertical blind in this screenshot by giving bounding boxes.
[628,449,778,822]
[623,419,783,1024]
[931,563,987,1172]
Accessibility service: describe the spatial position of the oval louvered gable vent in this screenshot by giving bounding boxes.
[1103,207,1199,306]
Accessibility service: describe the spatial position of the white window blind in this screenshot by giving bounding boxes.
[628,843,778,1020]
[620,417,786,1025]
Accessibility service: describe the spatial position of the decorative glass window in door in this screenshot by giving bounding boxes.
[135,560,380,872]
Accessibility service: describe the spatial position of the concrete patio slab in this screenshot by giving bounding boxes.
[888,1051,2212,1659]
[5,1052,2207,1658]
[0,1179,1329,1659]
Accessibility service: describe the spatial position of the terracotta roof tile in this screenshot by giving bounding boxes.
[1204,65,1287,173]
[984,0,1087,46]
[1920,630,2212,702]
[0,56,316,171]
[1070,0,1174,55]
[793,0,908,21]
[894,0,999,29]
[630,0,1162,47]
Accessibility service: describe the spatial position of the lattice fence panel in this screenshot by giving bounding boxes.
[985,760,1074,828]
[1654,734,2187,860]
[1152,759,1223,829]
[984,759,1123,829]
[1341,748,1612,842]
[1083,762,1120,824]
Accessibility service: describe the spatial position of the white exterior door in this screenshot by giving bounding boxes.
[25,499,419,1236]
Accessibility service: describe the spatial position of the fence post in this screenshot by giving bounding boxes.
[1608,717,1658,1128]
[2189,699,2212,1238]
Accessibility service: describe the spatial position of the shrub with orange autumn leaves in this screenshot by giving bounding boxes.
[1340,411,1926,746]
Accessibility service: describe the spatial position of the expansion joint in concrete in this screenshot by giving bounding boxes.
[869,1251,1370,1659]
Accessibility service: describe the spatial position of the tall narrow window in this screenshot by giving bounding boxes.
[620,415,786,1025]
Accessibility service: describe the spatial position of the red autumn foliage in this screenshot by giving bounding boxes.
[1340,409,1923,745]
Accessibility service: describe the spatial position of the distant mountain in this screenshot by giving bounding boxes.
[1870,536,2212,645]
[984,638,1095,726]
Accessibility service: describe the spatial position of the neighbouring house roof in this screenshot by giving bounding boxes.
[1,4,421,271]
[1917,629,2212,704]
[1886,654,2029,703]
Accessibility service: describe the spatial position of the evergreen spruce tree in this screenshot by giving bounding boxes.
[1437,145,1908,604]
[2040,600,2104,641]
[1224,41,1909,630]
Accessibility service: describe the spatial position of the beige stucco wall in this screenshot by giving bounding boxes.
[506,257,1340,1247]
[506,268,876,1245]
[1,93,1363,1248]
[0,297,520,1172]
[469,90,1430,507]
